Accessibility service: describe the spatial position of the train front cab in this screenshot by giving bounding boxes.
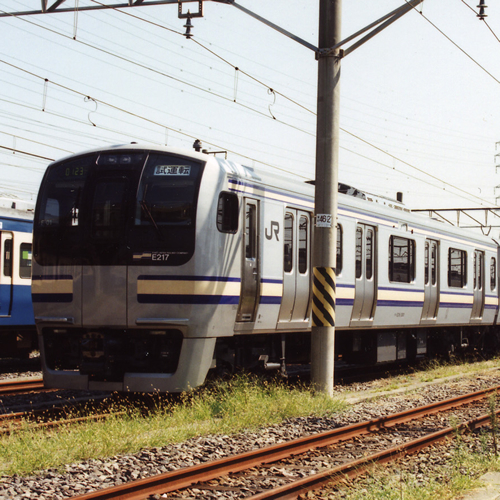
[33,147,227,392]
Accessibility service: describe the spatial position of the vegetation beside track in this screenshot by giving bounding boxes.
[0,375,345,476]
[2,358,500,479]
[322,429,500,500]
[353,357,500,394]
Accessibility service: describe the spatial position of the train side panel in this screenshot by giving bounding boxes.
[0,208,36,357]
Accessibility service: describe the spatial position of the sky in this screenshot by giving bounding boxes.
[1,0,500,219]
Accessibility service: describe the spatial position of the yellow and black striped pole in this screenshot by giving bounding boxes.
[312,267,336,328]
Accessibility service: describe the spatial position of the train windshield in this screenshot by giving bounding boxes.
[34,150,205,266]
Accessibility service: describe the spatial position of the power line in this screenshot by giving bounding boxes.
[1,56,495,205]
[406,0,500,85]
[1,6,497,206]
[0,145,54,161]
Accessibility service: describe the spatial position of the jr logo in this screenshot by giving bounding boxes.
[265,221,280,241]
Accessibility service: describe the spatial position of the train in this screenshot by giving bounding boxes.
[0,199,36,358]
[31,143,500,392]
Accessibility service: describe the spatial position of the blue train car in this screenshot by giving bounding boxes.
[0,200,36,358]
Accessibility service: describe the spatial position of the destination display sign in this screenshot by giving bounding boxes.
[154,165,191,176]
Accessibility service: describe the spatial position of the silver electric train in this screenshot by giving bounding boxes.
[32,144,500,392]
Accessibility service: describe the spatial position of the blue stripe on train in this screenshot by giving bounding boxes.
[0,283,34,325]
[137,294,240,305]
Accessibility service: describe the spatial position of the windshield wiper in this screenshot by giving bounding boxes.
[140,200,164,241]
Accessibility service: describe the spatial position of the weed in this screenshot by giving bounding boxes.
[0,374,345,476]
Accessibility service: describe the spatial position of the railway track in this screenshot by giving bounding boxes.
[0,377,45,395]
[0,406,124,435]
[70,384,500,500]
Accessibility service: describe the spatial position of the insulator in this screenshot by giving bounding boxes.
[183,15,193,39]
[477,0,488,19]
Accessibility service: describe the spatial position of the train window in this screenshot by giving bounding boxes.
[424,242,429,285]
[217,192,238,233]
[298,216,308,274]
[3,239,12,278]
[491,257,497,291]
[431,243,437,285]
[474,251,483,290]
[389,236,415,283]
[336,224,342,275]
[245,204,257,259]
[366,229,373,280]
[448,248,467,287]
[37,156,91,228]
[355,227,362,279]
[19,243,32,279]
[136,154,203,227]
[91,179,128,239]
[35,151,205,267]
[284,213,293,272]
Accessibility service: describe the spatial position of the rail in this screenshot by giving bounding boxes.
[0,378,44,395]
[71,384,500,500]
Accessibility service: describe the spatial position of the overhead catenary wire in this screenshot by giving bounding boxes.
[0,2,498,207]
[406,0,500,85]
[0,52,495,206]
[460,0,500,43]
[2,4,493,151]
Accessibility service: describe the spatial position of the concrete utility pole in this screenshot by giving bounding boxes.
[311,0,342,396]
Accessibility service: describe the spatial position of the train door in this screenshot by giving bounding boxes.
[421,239,439,322]
[236,199,260,322]
[0,232,13,317]
[82,173,134,325]
[471,249,485,321]
[350,224,376,323]
[278,210,311,324]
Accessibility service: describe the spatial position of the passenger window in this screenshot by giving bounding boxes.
[245,204,257,259]
[491,257,496,291]
[424,242,429,285]
[389,236,415,283]
[217,192,238,233]
[298,216,308,274]
[336,224,342,275]
[3,239,12,278]
[284,213,293,273]
[431,243,437,285]
[366,229,373,280]
[19,243,32,279]
[355,227,362,279]
[474,252,483,290]
[448,248,467,287]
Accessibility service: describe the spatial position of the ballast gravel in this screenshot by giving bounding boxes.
[1,371,500,499]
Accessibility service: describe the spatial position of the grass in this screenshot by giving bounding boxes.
[325,429,500,500]
[0,374,346,476]
[358,357,500,394]
[2,357,500,480]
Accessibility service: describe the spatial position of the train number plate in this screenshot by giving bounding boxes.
[315,214,332,228]
[154,165,191,176]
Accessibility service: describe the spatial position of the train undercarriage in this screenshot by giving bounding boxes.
[40,324,500,386]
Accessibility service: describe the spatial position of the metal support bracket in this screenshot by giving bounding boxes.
[178,0,203,18]
[316,48,344,60]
